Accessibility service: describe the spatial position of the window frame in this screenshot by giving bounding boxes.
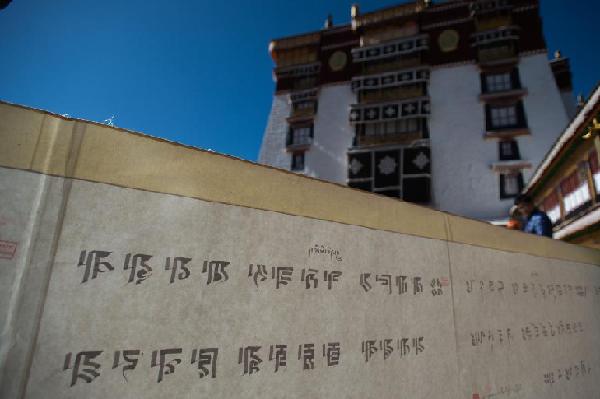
[287,124,314,146]
[291,151,305,171]
[498,140,521,161]
[499,172,524,199]
[485,101,527,131]
[480,67,521,94]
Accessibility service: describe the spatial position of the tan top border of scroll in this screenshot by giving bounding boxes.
[1,101,598,265]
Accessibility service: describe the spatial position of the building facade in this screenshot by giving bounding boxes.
[259,0,574,221]
[524,85,600,248]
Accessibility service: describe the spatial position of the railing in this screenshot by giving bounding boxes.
[472,26,519,47]
[470,0,511,15]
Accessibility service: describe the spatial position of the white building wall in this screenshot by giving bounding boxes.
[258,93,291,170]
[428,62,501,220]
[429,53,570,221]
[518,53,570,182]
[560,90,577,120]
[305,84,354,183]
[260,54,570,222]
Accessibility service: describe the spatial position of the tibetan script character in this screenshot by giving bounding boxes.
[487,329,494,348]
[497,329,504,344]
[64,351,103,387]
[360,273,372,292]
[521,326,532,341]
[124,253,153,285]
[78,250,113,283]
[362,340,377,362]
[323,270,342,289]
[543,371,555,384]
[376,274,392,294]
[112,350,141,381]
[575,285,586,297]
[565,366,572,380]
[471,331,483,347]
[248,264,268,287]
[530,282,537,297]
[558,320,565,335]
[165,257,192,284]
[202,260,229,285]
[322,342,340,367]
[398,338,410,357]
[272,266,293,289]
[239,346,262,375]
[412,337,425,355]
[538,283,546,298]
[298,344,315,370]
[497,280,505,292]
[301,268,318,289]
[431,278,443,296]
[396,275,408,295]
[512,282,519,295]
[268,344,287,372]
[413,276,423,295]
[548,322,556,336]
[380,339,393,360]
[466,280,474,293]
[191,348,218,378]
[151,348,182,383]
[580,360,589,375]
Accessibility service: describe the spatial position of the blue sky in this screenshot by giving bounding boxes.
[0,0,598,162]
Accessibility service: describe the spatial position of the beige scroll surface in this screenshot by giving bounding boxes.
[0,102,598,398]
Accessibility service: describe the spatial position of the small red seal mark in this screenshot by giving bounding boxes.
[440,277,449,287]
[0,240,17,260]
[472,394,480,399]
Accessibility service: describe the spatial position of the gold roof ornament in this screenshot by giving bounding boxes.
[324,14,333,29]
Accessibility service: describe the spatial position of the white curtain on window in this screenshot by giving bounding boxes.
[563,184,590,214]
[547,205,561,224]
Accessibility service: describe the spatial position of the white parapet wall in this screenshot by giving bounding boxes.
[0,102,599,399]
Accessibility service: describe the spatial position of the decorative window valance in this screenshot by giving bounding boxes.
[350,97,430,124]
[351,68,429,92]
[275,62,321,79]
[472,27,519,47]
[290,89,318,103]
